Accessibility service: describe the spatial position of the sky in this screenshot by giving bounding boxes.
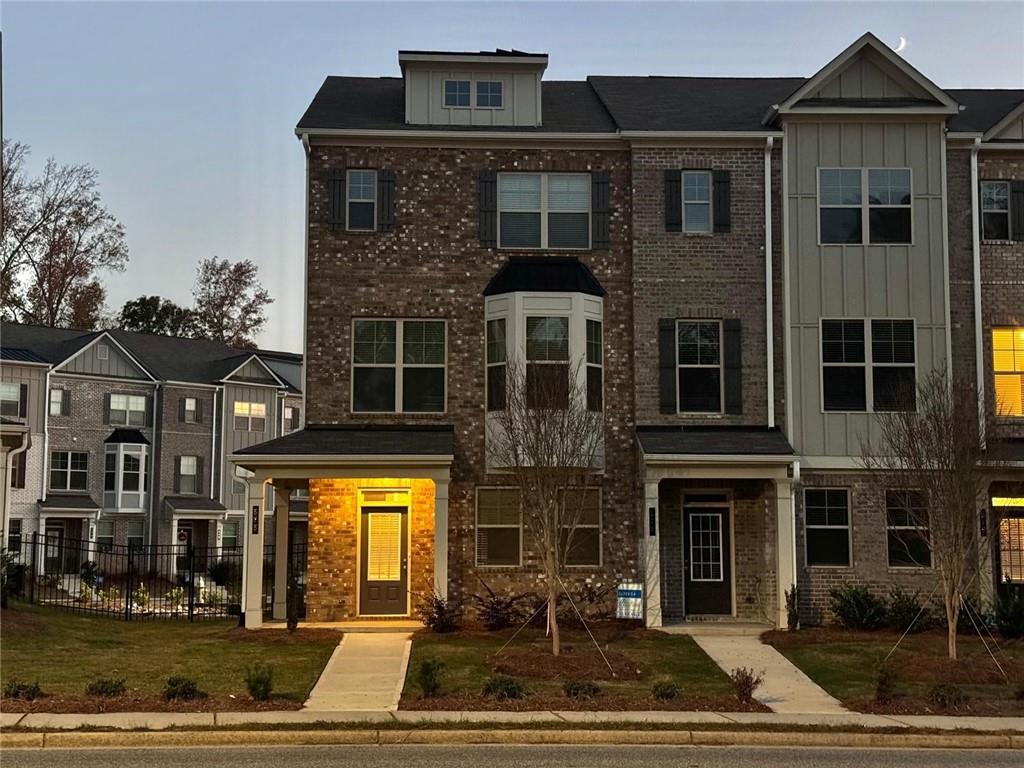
[4,1,1022,352]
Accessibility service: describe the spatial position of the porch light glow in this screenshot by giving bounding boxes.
[993,498,1024,508]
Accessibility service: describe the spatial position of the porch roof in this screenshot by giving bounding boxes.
[637,425,794,458]
[38,493,100,512]
[164,496,227,514]
[234,424,455,460]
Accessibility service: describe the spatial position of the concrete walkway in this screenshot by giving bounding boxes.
[691,634,847,714]
[303,633,412,711]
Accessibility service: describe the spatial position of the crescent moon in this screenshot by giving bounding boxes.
[894,36,907,53]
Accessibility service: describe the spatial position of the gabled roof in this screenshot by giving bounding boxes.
[483,256,606,297]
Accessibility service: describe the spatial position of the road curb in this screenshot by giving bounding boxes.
[0,728,1017,750]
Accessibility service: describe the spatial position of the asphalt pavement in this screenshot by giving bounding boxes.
[1,744,1017,768]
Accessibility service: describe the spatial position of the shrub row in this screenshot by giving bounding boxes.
[1,669,275,703]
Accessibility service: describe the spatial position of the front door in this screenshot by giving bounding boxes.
[683,498,732,615]
[359,506,408,615]
[44,522,66,574]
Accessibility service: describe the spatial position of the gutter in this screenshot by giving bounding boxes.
[764,136,775,429]
[40,367,51,502]
[149,382,160,547]
[4,427,30,546]
[970,137,986,445]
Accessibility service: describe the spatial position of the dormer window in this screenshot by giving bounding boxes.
[476,80,503,108]
[444,79,470,107]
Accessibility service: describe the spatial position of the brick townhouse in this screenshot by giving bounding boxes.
[0,325,305,572]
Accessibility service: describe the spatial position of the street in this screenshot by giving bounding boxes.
[0,744,1015,768]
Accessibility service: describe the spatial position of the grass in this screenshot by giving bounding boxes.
[0,602,339,706]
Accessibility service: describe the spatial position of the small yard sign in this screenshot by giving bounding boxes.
[616,581,643,620]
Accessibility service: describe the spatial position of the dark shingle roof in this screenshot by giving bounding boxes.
[637,426,794,456]
[39,493,100,511]
[947,89,1024,133]
[105,428,150,445]
[483,256,606,297]
[0,347,50,364]
[164,496,228,513]
[236,425,455,457]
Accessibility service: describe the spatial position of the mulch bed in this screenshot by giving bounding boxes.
[492,645,645,682]
[403,692,768,712]
[0,693,303,714]
[850,696,1022,716]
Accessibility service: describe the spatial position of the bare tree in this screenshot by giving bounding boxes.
[862,370,1005,660]
[486,356,604,656]
[192,257,273,348]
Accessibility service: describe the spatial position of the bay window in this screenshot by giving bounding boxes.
[103,443,149,511]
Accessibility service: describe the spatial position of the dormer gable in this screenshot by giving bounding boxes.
[221,354,286,387]
[55,333,154,381]
[398,49,548,128]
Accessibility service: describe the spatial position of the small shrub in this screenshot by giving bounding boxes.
[652,677,680,700]
[729,667,763,706]
[482,674,525,700]
[244,663,273,701]
[163,676,207,701]
[829,584,887,631]
[201,587,223,607]
[208,559,241,587]
[995,589,1024,640]
[785,584,800,630]
[874,665,900,704]
[78,582,94,603]
[85,678,126,698]
[101,586,121,609]
[886,587,932,633]
[2,679,42,701]
[415,658,446,698]
[563,679,600,699]
[416,591,460,633]
[928,683,967,710]
[131,584,150,609]
[165,586,185,611]
[80,560,100,587]
[472,579,527,631]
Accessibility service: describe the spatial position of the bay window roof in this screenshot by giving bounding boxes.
[483,256,605,297]
[104,428,150,445]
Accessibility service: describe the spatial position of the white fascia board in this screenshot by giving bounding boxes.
[0,359,51,369]
[398,53,547,68]
[980,142,1024,151]
[53,332,158,382]
[780,105,958,117]
[619,131,784,139]
[983,101,1024,141]
[220,354,288,388]
[641,453,796,466]
[296,127,621,142]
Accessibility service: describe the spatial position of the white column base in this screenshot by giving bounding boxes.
[242,482,267,629]
[775,479,796,629]
[434,477,449,601]
[643,480,662,628]
[272,487,289,620]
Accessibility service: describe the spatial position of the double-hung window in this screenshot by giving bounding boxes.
[50,451,88,491]
[981,181,1011,241]
[586,320,603,412]
[819,168,912,244]
[560,488,601,566]
[110,394,146,426]
[525,316,570,409]
[886,490,931,568]
[871,320,916,411]
[822,320,867,411]
[444,79,470,107]
[476,80,502,107]
[183,397,198,423]
[867,169,912,243]
[284,405,300,432]
[676,320,722,413]
[993,328,1024,417]
[476,488,521,567]
[126,520,144,550]
[222,519,240,552]
[233,402,266,431]
[498,173,590,249]
[682,171,712,232]
[486,318,507,411]
[822,319,916,412]
[96,520,114,552]
[178,456,198,495]
[804,488,851,567]
[7,519,22,556]
[0,383,21,418]
[49,388,67,417]
[346,170,377,232]
[352,319,445,413]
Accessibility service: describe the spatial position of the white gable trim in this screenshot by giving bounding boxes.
[984,100,1024,141]
[220,354,287,388]
[53,332,157,381]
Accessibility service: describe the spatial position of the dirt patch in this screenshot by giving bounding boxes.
[403,692,767,712]
[223,627,342,646]
[0,693,304,714]
[492,644,645,682]
[850,695,1024,717]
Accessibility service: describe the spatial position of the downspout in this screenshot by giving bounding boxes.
[969,138,986,447]
[210,387,218,498]
[764,136,775,429]
[5,430,30,548]
[149,382,161,546]
[40,368,51,502]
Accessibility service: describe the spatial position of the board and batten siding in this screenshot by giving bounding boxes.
[404,67,540,127]
[785,118,949,458]
[221,383,279,511]
[0,363,47,429]
[62,342,149,380]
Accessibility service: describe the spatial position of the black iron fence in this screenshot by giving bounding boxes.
[18,533,243,621]
[263,541,308,619]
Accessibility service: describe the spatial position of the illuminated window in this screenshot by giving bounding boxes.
[233,401,266,431]
[1000,517,1024,582]
[993,328,1024,417]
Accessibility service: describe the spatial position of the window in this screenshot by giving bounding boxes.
[560,488,601,566]
[7,519,22,556]
[50,451,88,491]
[822,320,867,411]
[871,320,916,411]
[819,168,912,244]
[823,319,915,412]
[97,344,109,360]
[179,456,198,494]
[233,401,266,431]
[109,394,147,426]
[586,320,603,412]
[805,488,851,567]
[476,488,521,566]
[222,519,240,552]
[982,181,1011,241]
[0,383,21,418]
[526,316,570,409]
[676,320,722,413]
[1000,517,1024,582]
[993,328,1024,417]
[886,490,931,568]
[352,319,445,413]
[498,173,590,249]
[103,444,149,510]
[346,169,377,232]
[10,451,26,489]
[127,520,144,550]
[284,405,300,432]
[96,520,114,552]
[682,171,712,233]
[183,397,198,423]
[49,388,67,417]
[486,318,507,411]
[444,79,470,107]
[476,80,502,108]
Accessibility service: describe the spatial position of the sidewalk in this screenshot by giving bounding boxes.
[302,632,412,711]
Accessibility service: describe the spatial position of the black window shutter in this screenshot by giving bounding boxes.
[480,169,498,247]
[144,395,153,427]
[723,319,743,414]
[13,452,26,489]
[18,384,27,418]
[591,170,610,249]
[326,169,346,231]
[658,318,677,414]
[195,398,203,424]
[378,169,395,232]
[665,170,682,232]
[196,456,205,494]
[61,389,70,416]
[103,393,111,424]
[178,397,187,422]
[1011,181,1024,242]
[173,456,181,494]
[713,169,732,233]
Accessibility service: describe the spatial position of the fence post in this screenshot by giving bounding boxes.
[124,544,133,620]
[187,543,196,622]
[29,532,36,603]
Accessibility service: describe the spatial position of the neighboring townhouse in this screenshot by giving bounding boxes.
[201,35,1024,629]
[0,324,304,571]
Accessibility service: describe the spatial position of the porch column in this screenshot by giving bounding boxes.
[242,480,267,629]
[775,479,796,629]
[643,479,662,628]
[978,487,995,607]
[272,486,289,620]
[434,476,449,601]
[37,513,48,577]
[214,519,224,559]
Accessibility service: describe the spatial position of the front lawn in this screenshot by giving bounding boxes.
[0,602,339,712]
[400,623,762,711]
[765,627,1024,715]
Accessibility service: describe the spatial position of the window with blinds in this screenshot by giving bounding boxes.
[498,173,590,249]
[366,513,402,581]
[476,488,521,567]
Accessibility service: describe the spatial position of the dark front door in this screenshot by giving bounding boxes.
[360,506,408,615]
[683,502,732,615]
[44,523,66,574]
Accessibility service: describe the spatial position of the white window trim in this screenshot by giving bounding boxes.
[681,170,713,234]
[103,443,150,512]
[97,344,109,361]
[585,318,603,412]
[0,382,20,417]
[525,314,571,408]
[818,318,917,414]
[179,455,199,495]
[884,489,932,570]
[992,327,1024,418]
[560,487,602,568]
[475,80,503,109]
[816,167,914,246]
[688,510,725,582]
[442,78,472,108]
[48,388,63,417]
[803,487,853,569]
[49,450,89,491]
[110,393,147,427]
[485,317,507,412]
[675,319,725,415]
[345,169,378,233]
[474,486,522,568]
[980,180,1011,242]
[350,318,448,415]
[233,401,267,432]
[497,172,592,250]
[183,397,198,423]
